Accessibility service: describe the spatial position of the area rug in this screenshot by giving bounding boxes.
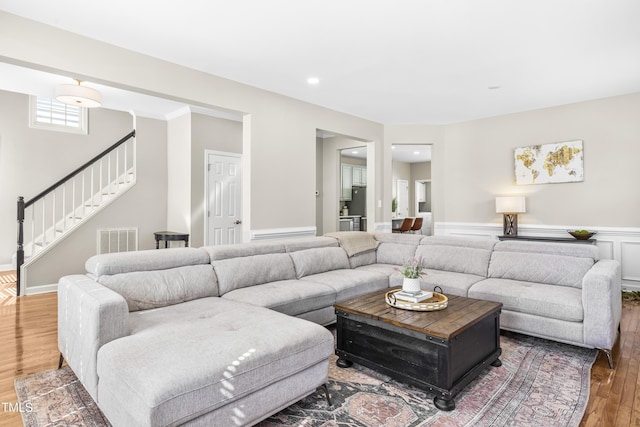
[15,331,595,427]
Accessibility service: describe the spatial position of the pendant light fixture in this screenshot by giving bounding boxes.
[55,79,102,108]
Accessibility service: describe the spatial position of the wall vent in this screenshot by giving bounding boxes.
[97,228,138,254]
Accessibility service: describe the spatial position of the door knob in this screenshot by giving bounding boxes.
[234,220,242,225]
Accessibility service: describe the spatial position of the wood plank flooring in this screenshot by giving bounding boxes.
[0,274,638,426]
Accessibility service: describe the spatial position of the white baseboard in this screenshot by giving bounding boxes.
[435,222,640,289]
[250,226,317,241]
[0,264,14,271]
[25,283,57,295]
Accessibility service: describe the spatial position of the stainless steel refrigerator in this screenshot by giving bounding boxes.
[350,186,366,231]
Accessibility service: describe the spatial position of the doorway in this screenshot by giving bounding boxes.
[391,144,432,234]
[205,151,242,245]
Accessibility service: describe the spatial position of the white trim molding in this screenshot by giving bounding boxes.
[250,226,317,241]
[435,222,640,291]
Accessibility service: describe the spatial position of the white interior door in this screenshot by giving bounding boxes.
[206,152,242,245]
[396,179,409,217]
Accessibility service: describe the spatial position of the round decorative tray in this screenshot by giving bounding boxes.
[385,289,448,311]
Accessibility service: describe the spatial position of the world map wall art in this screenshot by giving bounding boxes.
[514,140,584,185]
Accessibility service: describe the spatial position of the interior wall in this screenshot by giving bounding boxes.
[441,92,640,228]
[190,113,242,247]
[25,116,168,286]
[0,89,133,266]
[315,137,323,235]
[166,112,191,234]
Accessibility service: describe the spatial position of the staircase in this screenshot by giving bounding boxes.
[16,130,136,295]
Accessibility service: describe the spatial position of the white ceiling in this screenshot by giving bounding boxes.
[1,0,640,124]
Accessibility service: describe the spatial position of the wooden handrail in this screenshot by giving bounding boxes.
[24,130,135,208]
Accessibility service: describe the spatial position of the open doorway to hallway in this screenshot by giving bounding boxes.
[391,144,432,235]
[316,130,373,235]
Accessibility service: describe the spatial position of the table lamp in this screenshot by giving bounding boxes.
[496,196,526,236]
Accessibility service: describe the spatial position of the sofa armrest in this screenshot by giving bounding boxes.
[58,275,129,400]
[582,260,622,350]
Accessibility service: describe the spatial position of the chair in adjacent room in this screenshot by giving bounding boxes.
[392,218,414,233]
[410,217,424,234]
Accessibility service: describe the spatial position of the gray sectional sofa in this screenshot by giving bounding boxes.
[58,232,622,426]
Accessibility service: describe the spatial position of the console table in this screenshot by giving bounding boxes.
[154,231,189,248]
[498,235,597,245]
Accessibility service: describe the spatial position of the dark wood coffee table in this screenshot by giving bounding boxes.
[334,287,502,411]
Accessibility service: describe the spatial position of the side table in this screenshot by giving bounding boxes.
[154,231,189,249]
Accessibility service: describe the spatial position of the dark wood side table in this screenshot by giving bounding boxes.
[498,235,597,245]
[154,231,189,249]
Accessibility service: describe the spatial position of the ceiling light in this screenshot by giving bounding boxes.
[55,80,102,108]
[307,77,320,85]
[414,151,420,155]
[352,150,359,154]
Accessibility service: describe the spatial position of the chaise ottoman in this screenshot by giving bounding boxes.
[95,297,334,426]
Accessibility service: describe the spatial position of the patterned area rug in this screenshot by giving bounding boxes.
[15,331,595,427]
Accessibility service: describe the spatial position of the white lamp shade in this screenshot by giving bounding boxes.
[495,196,526,213]
[55,83,102,108]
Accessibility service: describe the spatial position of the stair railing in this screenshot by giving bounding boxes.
[16,130,136,295]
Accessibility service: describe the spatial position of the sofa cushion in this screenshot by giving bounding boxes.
[469,278,584,322]
[416,236,495,277]
[97,264,218,311]
[98,298,334,427]
[289,247,350,279]
[375,236,420,266]
[221,279,336,316]
[204,241,286,261]
[489,241,596,288]
[493,240,599,260]
[388,269,485,297]
[212,253,297,295]
[303,269,389,301]
[86,247,210,277]
[348,250,377,268]
[283,236,339,252]
[355,263,398,277]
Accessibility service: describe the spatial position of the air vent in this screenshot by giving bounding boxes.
[97,228,138,254]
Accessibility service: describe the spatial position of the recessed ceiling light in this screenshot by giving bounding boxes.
[414,151,420,155]
[307,77,320,85]
[391,146,396,149]
[352,150,359,154]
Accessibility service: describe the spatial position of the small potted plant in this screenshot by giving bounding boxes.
[399,257,426,294]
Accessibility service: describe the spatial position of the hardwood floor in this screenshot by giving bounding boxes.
[0,274,638,426]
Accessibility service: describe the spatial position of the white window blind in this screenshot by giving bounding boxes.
[29,96,88,134]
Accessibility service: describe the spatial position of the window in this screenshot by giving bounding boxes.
[29,96,88,134]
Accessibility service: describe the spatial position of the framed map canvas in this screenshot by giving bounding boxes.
[514,140,584,185]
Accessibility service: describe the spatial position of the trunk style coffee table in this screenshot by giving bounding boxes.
[334,288,502,411]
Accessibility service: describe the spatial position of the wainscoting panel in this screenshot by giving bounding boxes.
[435,222,640,291]
[250,226,317,241]
[621,241,640,283]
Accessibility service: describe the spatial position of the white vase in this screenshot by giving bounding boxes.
[402,277,421,293]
